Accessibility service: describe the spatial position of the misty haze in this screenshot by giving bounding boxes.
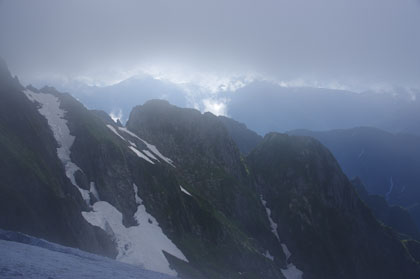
[1,1,420,279]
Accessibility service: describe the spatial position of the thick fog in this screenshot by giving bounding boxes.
[0,0,419,90]
[1,0,420,131]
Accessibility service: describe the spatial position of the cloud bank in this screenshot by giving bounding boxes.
[0,0,419,91]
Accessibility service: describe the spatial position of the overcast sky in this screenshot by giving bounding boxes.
[1,0,420,92]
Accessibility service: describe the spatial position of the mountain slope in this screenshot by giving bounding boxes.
[127,100,287,279]
[288,127,420,227]
[247,133,420,279]
[351,178,420,240]
[22,86,194,277]
[0,60,115,257]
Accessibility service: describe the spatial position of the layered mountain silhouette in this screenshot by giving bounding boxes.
[224,81,420,135]
[1,59,420,278]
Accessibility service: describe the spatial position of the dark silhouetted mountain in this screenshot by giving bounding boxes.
[247,133,420,278]
[288,127,420,209]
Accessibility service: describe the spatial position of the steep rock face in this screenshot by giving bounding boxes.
[288,128,420,209]
[0,61,115,257]
[18,89,284,278]
[127,100,270,236]
[127,100,287,278]
[22,86,193,276]
[247,133,420,279]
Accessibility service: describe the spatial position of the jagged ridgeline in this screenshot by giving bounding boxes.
[0,59,420,279]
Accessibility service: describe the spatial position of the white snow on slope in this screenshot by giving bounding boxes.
[112,129,137,148]
[106,125,171,165]
[260,195,303,279]
[82,184,188,276]
[143,149,159,161]
[260,195,280,241]
[24,90,91,204]
[129,146,155,164]
[90,182,100,200]
[263,250,274,261]
[106,124,127,141]
[180,185,193,197]
[25,90,187,275]
[0,239,174,279]
[118,127,175,167]
[281,263,304,279]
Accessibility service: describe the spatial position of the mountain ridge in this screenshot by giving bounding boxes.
[1,62,420,278]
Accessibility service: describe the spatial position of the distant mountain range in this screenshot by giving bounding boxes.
[42,75,420,136]
[224,81,420,135]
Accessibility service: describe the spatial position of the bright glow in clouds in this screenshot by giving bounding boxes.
[2,0,419,91]
[202,98,228,116]
[110,109,123,123]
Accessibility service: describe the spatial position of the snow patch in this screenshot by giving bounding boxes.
[90,182,100,201]
[24,89,92,204]
[281,262,304,279]
[82,184,188,276]
[133,183,142,204]
[263,250,274,261]
[260,194,303,279]
[180,185,192,197]
[144,144,175,167]
[106,124,138,146]
[281,243,292,260]
[143,150,159,161]
[260,195,280,241]
[118,127,175,167]
[117,126,143,140]
[106,124,126,141]
[129,146,155,164]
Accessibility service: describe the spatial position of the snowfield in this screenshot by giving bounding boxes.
[25,90,188,276]
[0,229,174,279]
[82,184,188,276]
[24,89,92,204]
